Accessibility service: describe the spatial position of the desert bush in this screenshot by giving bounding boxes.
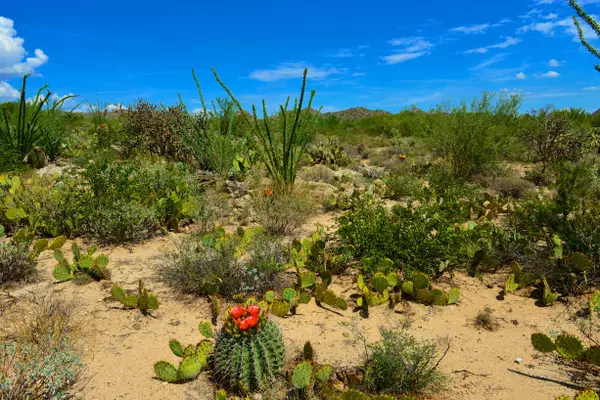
[0,293,84,399]
[120,99,189,160]
[301,164,335,184]
[363,329,446,397]
[475,174,535,199]
[519,107,596,174]
[306,137,349,167]
[81,200,158,244]
[383,173,424,199]
[160,228,286,297]
[338,192,493,276]
[252,190,314,236]
[0,242,37,286]
[214,67,319,192]
[428,92,521,178]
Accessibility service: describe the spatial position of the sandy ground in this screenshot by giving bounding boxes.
[0,214,590,400]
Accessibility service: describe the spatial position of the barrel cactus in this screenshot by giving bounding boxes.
[26,147,46,169]
[212,304,285,394]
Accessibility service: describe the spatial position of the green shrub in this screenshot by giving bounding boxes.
[383,174,424,199]
[364,329,446,397]
[160,228,286,297]
[338,192,491,276]
[428,92,521,178]
[81,200,158,244]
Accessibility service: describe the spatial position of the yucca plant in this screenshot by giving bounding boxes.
[213,67,320,193]
[0,74,76,160]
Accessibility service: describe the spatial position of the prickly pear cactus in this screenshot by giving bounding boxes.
[212,308,285,394]
[555,334,585,360]
[574,390,600,400]
[292,361,313,389]
[585,346,600,366]
[531,333,556,353]
[412,272,429,290]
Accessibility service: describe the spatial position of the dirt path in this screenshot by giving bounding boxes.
[1,231,585,400]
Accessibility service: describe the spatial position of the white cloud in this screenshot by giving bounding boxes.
[536,70,560,78]
[0,81,19,100]
[465,36,521,54]
[548,59,562,67]
[0,17,48,80]
[249,63,343,82]
[516,72,527,80]
[327,49,354,58]
[543,13,558,20]
[383,37,434,65]
[535,0,555,4]
[451,23,490,34]
[583,86,600,90]
[519,15,599,41]
[107,103,127,111]
[471,53,508,70]
[382,52,428,64]
[352,72,366,77]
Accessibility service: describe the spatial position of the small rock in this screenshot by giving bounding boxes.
[514,357,523,364]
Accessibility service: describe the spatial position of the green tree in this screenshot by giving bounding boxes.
[569,0,600,72]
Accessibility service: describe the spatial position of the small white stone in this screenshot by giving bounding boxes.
[514,357,523,364]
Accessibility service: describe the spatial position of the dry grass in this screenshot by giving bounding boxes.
[473,306,500,332]
[0,291,86,399]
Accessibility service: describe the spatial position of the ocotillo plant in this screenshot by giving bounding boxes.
[569,0,600,72]
[212,67,321,193]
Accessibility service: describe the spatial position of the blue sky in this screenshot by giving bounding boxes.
[1,0,599,113]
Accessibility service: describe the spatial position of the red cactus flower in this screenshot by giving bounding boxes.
[264,187,273,196]
[247,305,260,317]
[246,316,259,328]
[99,123,106,128]
[229,305,244,319]
[238,319,250,330]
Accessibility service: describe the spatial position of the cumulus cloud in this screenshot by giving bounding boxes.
[249,62,343,82]
[465,36,521,54]
[451,23,491,34]
[382,37,434,65]
[516,72,527,80]
[536,70,560,78]
[0,81,19,100]
[548,59,562,67]
[0,17,48,80]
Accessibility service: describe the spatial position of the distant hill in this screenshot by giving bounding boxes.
[322,107,391,121]
[592,108,600,117]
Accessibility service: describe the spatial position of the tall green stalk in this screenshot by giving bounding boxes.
[569,0,600,72]
[212,67,320,192]
[0,74,76,159]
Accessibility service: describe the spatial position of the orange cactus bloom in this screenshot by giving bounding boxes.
[399,154,407,160]
[264,187,273,196]
[99,123,106,128]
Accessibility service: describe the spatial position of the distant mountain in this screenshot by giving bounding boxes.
[322,107,391,121]
[592,108,600,116]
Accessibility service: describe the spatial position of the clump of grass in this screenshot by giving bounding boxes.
[0,242,37,286]
[363,328,447,397]
[252,189,314,236]
[0,292,84,399]
[301,164,335,184]
[474,306,500,331]
[159,230,287,297]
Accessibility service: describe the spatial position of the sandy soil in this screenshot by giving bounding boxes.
[0,215,589,400]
